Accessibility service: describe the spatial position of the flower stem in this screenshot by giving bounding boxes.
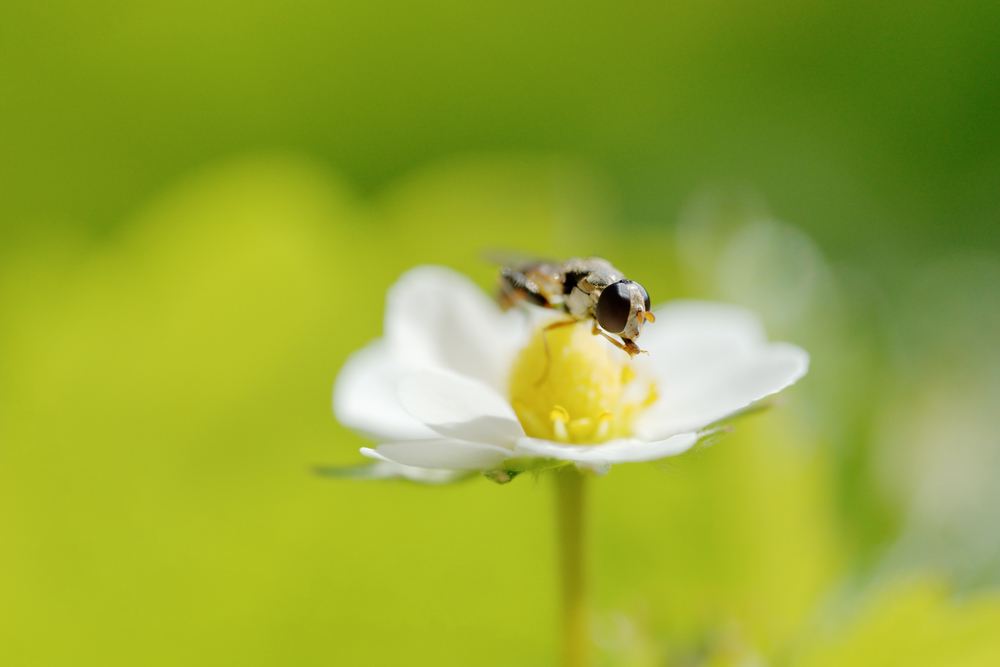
[555,466,588,667]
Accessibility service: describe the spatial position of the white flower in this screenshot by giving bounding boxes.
[333,266,809,482]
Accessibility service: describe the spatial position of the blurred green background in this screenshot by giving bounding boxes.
[2,1,999,665]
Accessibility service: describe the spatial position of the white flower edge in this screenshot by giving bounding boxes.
[359,430,713,480]
[629,301,810,441]
[314,450,473,485]
[513,432,702,464]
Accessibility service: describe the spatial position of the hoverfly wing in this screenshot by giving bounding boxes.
[488,249,567,311]
[481,248,560,269]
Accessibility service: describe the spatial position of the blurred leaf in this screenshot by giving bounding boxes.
[791,579,1000,667]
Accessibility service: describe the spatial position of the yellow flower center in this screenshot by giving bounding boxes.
[508,321,658,444]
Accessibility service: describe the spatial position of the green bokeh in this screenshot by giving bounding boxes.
[2,2,999,665]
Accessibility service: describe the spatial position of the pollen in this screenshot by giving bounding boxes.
[508,321,657,444]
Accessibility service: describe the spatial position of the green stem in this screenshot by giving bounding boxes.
[555,466,588,667]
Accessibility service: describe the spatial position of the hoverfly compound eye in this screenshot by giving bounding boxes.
[596,281,632,334]
[637,283,650,312]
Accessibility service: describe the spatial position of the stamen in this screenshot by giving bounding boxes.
[593,411,612,441]
[550,406,570,442]
[643,384,659,408]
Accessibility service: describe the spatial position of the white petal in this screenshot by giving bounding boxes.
[634,341,809,441]
[514,432,700,464]
[638,301,767,382]
[351,448,470,483]
[398,369,525,446]
[333,340,439,441]
[384,266,527,390]
[374,440,513,470]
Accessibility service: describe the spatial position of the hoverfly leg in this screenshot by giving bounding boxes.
[590,323,646,358]
[536,319,577,386]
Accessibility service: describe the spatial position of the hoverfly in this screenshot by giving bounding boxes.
[497,256,654,357]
